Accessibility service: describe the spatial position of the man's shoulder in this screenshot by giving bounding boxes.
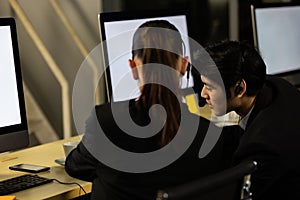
[264,76,300,105]
[266,76,300,92]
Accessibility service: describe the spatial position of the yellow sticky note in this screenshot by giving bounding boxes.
[185,94,200,115]
[0,196,16,200]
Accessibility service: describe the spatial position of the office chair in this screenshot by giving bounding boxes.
[156,160,257,200]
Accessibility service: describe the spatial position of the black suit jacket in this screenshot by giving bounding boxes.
[65,100,239,200]
[234,76,300,200]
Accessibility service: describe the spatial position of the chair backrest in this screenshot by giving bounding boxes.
[156,160,257,200]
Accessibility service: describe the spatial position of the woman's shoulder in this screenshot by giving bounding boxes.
[94,99,136,116]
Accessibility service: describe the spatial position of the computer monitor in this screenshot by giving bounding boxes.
[0,18,29,153]
[98,10,193,102]
[251,2,300,86]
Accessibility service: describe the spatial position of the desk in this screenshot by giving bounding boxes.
[0,136,91,200]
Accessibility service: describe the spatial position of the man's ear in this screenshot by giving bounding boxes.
[180,56,189,75]
[236,79,247,97]
[128,59,139,80]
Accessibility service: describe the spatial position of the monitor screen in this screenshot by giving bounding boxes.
[0,18,29,153]
[98,10,193,102]
[251,2,300,86]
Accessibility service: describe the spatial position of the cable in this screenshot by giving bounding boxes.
[51,178,87,196]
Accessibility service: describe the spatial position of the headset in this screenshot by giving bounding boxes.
[180,39,192,88]
[186,62,191,87]
[234,80,243,95]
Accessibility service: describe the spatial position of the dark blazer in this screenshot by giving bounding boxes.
[65,99,239,200]
[234,76,300,200]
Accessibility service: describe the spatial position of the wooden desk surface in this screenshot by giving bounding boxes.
[0,136,91,200]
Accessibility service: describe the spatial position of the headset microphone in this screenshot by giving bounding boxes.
[186,62,191,88]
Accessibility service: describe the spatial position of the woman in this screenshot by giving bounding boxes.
[65,20,237,200]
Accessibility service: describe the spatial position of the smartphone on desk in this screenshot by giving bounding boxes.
[9,164,50,173]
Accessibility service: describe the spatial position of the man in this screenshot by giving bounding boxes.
[199,41,300,200]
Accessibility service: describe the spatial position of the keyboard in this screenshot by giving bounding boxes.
[0,174,53,195]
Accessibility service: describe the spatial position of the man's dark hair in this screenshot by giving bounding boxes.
[203,40,266,97]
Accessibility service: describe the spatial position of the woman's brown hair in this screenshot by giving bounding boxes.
[131,20,185,146]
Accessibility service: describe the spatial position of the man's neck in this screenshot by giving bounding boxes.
[237,96,256,118]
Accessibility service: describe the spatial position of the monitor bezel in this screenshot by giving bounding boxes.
[0,18,29,152]
[251,2,300,86]
[98,10,192,103]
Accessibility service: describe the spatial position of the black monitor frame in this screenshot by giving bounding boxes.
[98,10,193,103]
[0,18,29,153]
[251,2,300,86]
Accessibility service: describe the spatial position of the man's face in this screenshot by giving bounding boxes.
[200,75,227,116]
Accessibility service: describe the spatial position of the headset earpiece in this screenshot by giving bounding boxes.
[234,80,244,95]
[235,85,243,95]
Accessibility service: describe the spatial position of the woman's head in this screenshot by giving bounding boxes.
[129,20,188,90]
[128,20,188,146]
[131,20,184,65]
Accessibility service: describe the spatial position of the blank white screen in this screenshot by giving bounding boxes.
[255,6,300,74]
[0,26,21,127]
